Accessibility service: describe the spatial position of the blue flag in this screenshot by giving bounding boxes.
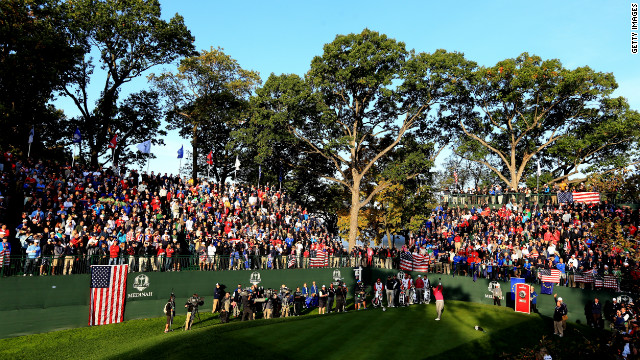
[177,145,183,159]
[136,140,151,154]
[73,128,82,143]
[510,278,525,300]
[541,282,554,295]
[258,165,262,182]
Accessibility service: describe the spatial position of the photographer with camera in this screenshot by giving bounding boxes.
[241,287,254,321]
[335,281,347,312]
[164,293,175,333]
[184,293,204,330]
[355,280,367,310]
[293,287,304,316]
[232,284,243,318]
[327,283,336,313]
[220,292,231,323]
[279,285,291,317]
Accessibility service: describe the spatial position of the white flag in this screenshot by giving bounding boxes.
[136,140,151,154]
[235,156,241,171]
[537,159,541,177]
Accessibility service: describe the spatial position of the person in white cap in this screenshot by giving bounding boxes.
[554,293,568,332]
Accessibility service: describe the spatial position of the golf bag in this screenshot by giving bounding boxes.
[398,290,407,307]
[372,290,383,308]
[408,287,416,305]
[424,287,431,304]
[220,310,230,323]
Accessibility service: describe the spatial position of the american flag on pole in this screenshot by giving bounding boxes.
[537,269,561,283]
[572,192,600,204]
[89,265,128,326]
[310,251,328,268]
[412,253,429,272]
[288,255,296,269]
[400,252,414,271]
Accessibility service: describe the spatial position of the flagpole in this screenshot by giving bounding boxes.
[27,143,31,158]
[71,144,75,168]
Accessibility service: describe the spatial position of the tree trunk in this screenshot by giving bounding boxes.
[348,176,361,250]
[191,125,198,182]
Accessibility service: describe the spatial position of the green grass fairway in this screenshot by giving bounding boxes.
[0,301,570,360]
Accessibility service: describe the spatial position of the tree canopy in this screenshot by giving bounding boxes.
[62,0,195,167]
[150,47,261,182]
[450,53,640,190]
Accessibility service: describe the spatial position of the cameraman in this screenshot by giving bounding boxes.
[327,284,336,313]
[355,280,367,310]
[293,287,304,316]
[280,285,291,317]
[184,293,203,330]
[164,294,175,333]
[335,282,347,312]
[242,288,254,321]
[232,284,243,318]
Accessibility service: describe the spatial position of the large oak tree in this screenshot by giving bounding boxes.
[250,29,470,249]
[451,53,640,189]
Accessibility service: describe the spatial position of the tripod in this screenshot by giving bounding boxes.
[193,306,201,322]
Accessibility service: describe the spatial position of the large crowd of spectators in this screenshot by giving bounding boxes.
[395,198,639,289]
[0,155,348,277]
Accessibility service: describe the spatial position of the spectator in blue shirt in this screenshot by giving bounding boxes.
[556,258,566,286]
[23,238,41,276]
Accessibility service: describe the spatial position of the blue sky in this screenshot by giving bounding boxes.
[57,0,640,176]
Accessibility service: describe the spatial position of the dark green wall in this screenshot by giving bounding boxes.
[0,268,622,339]
[370,268,622,321]
[0,268,356,338]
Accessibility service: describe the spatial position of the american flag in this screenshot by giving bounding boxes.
[572,192,600,204]
[537,269,560,283]
[413,253,429,272]
[594,275,604,288]
[603,275,619,290]
[89,265,128,326]
[558,192,573,204]
[400,252,413,271]
[310,251,328,268]
[288,255,296,269]
[574,270,595,283]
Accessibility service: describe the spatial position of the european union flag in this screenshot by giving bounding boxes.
[510,278,525,300]
[541,282,554,295]
[177,145,184,159]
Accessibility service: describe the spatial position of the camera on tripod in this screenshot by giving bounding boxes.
[188,294,204,308]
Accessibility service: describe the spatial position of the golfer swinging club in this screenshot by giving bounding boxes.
[433,280,444,321]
